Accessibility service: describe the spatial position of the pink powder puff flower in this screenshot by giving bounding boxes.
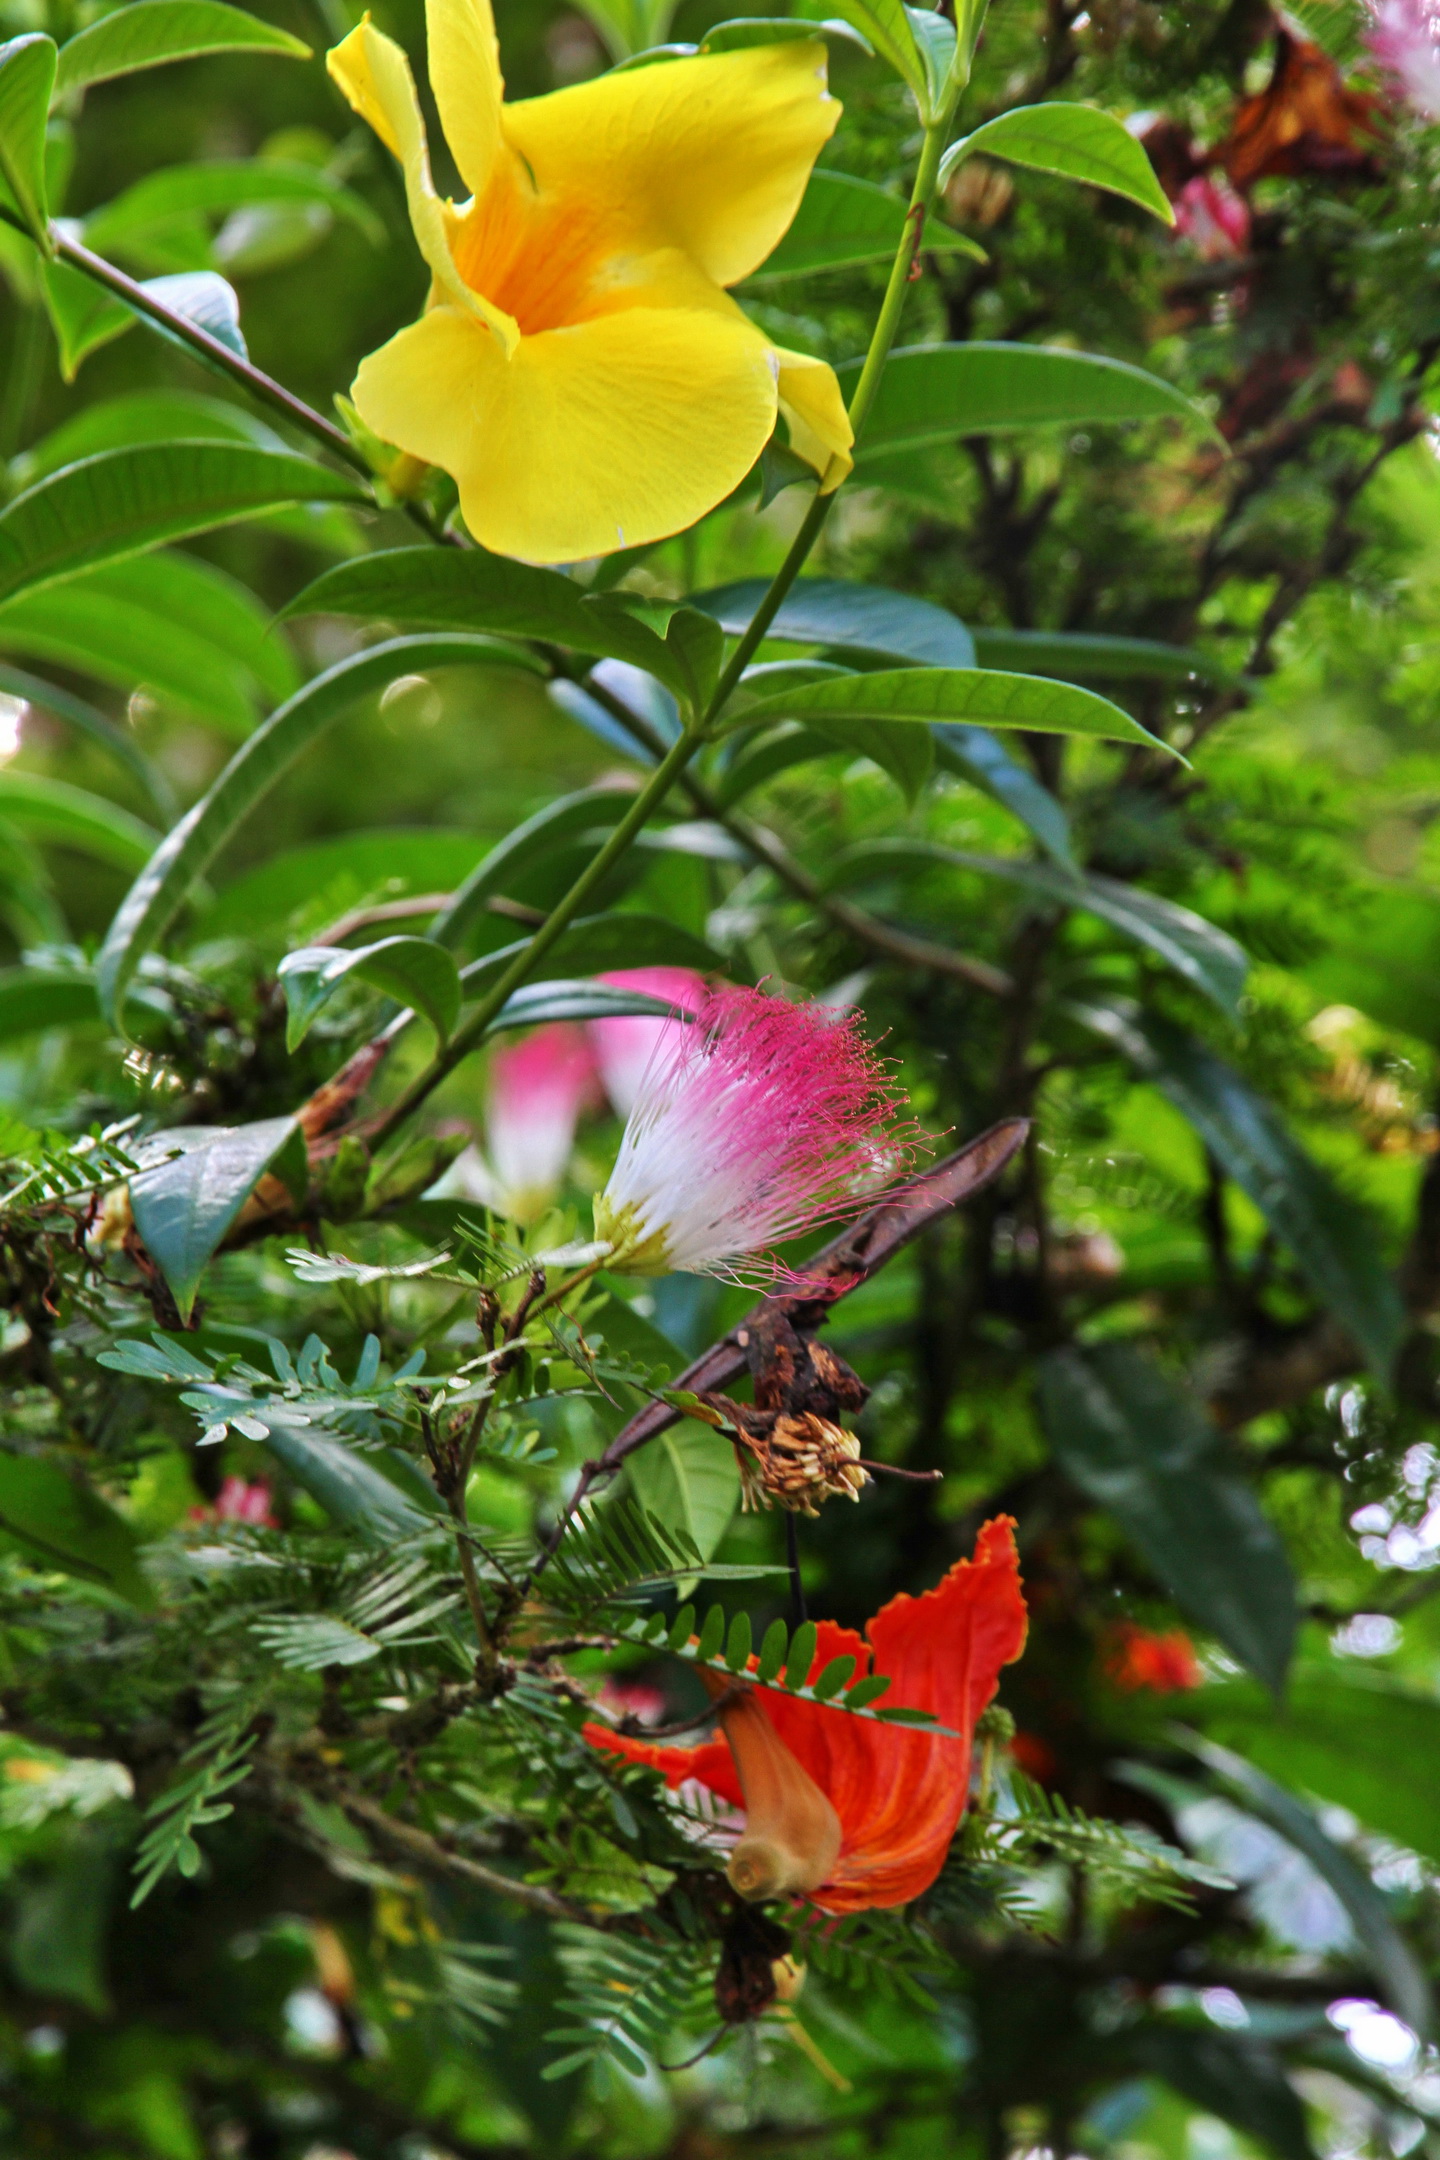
[1368,0,1440,119]
[591,967,708,1118]
[1174,173,1251,260]
[190,1477,277,1529]
[482,1024,601,1224]
[592,985,921,1281]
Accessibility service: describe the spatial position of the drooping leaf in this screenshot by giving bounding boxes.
[942,103,1174,222]
[1198,1665,1440,1867]
[0,443,365,609]
[278,935,462,1050]
[283,548,694,697]
[726,665,1171,752]
[1130,2026,1316,2160]
[54,0,309,97]
[128,1114,301,1318]
[840,343,1211,462]
[749,168,983,281]
[694,575,976,668]
[0,770,160,872]
[972,625,1238,688]
[1038,1342,1297,1692]
[0,1451,153,1607]
[1072,999,1406,1382]
[1176,1732,1433,2037]
[846,840,1249,1013]
[96,635,540,1026]
[0,34,56,247]
[0,661,173,816]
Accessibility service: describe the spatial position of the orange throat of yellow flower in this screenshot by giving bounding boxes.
[713,1687,842,1902]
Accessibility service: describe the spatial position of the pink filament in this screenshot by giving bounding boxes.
[592,967,708,1117]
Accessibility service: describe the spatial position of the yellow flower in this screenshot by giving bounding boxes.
[328,1,855,564]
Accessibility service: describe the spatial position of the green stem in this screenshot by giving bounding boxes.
[368,720,707,1143]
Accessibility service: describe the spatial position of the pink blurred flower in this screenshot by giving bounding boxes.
[592,985,920,1280]
[1103,1622,1204,1694]
[481,1024,601,1224]
[597,1677,667,1726]
[191,1477,276,1529]
[591,967,707,1118]
[1174,173,1251,259]
[1368,0,1440,119]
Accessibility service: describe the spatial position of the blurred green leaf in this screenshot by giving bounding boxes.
[695,575,976,668]
[0,34,56,247]
[0,443,365,610]
[0,1451,152,1607]
[943,103,1174,222]
[54,0,309,97]
[0,770,159,871]
[85,159,381,258]
[727,665,1170,751]
[1038,1342,1297,1690]
[841,344,1211,459]
[0,660,173,816]
[97,635,540,1027]
[1130,2026,1315,2160]
[931,726,1074,865]
[971,626,1237,687]
[431,786,640,952]
[0,966,99,1041]
[278,934,462,1049]
[1073,999,1406,1382]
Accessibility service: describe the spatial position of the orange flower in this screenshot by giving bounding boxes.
[1103,1622,1203,1695]
[586,1518,1027,1912]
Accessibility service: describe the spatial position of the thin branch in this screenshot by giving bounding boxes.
[336,1788,593,1922]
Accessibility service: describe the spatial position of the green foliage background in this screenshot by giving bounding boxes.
[6,0,1440,2154]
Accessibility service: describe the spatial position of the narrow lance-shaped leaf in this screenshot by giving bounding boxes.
[748,169,984,281]
[726,665,1173,752]
[278,936,462,1051]
[0,33,55,248]
[839,343,1213,462]
[0,443,366,610]
[54,0,309,97]
[941,102,1175,223]
[1072,998,1406,1382]
[0,770,161,872]
[972,626,1238,688]
[97,635,543,1028]
[1038,1342,1297,1691]
[695,575,976,669]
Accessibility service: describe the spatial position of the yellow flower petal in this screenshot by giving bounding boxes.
[775,346,854,490]
[351,302,782,563]
[425,0,505,199]
[502,40,840,290]
[328,19,518,354]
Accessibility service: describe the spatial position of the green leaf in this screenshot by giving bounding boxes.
[1037,1342,1297,1692]
[15,388,282,484]
[129,1114,300,1318]
[784,1619,817,1690]
[84,159,381,258]
[1198,1665,1440,1868]
[846,840,1248,1014]
[0,35,56,248]
[0,770,160,871]
[0,552,297,733]
[823,0,928,104]
[96,635,533,1027]
[0,1450,152,1607]
[484,980,703,1034]
[725,1611,752,1673]
[1177,1731,1433,2037]
[625,1425,740,1574]
[38,256,133,377]
[0,444,365,610]
[695,1604,726,1663]
[727,665,1171,752]
[54,0,309,97]
[812,1654,858,1701]
[459,916,720,1004]
[0,967,99,1042]
[749,168,983,282]
[1130,2026,1316,2160]
[140,269,246,357]
[942,102,1174,223]
[0,661,173,817]
[278,935,462,1050]
[203,828,490,941]
[567,0,677,60]
[1072,999,1406,1382]
[756,1617,788,1684]
[695,575,976,668]
[430,786,641,952]
[249,1415,442,1541]
[283,548,691,697]
[972,626,1237,688]
[931,726,1074,866]
[840,343,1212,461]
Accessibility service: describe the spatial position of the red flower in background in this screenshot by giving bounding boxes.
[190,1477,277,1529]
[1104,1622,1203,1694]
[587,1518,1027,1912]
